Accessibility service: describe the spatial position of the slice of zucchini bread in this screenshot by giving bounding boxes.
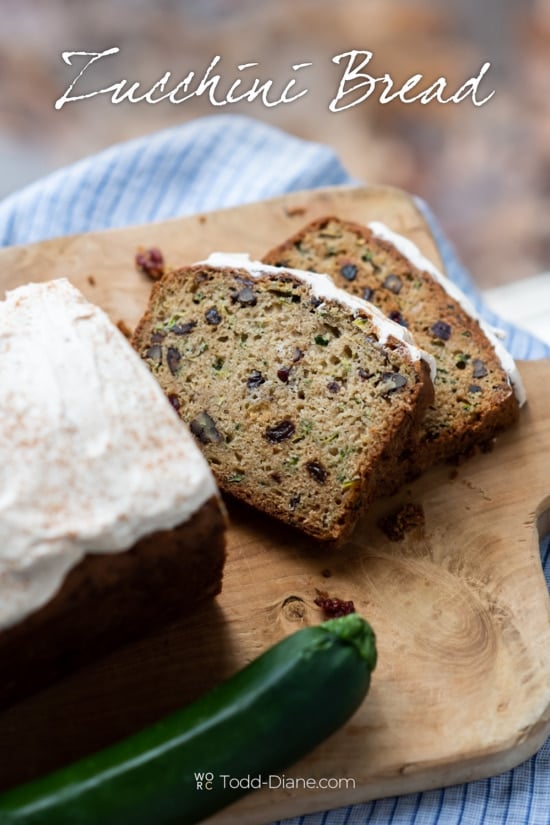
[263,217,525,487]
[132,254,435,543]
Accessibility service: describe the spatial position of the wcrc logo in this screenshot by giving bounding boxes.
[194,772,214,790]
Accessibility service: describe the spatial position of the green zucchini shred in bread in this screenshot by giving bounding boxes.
[132,257,434,543]
[263,216,523,490]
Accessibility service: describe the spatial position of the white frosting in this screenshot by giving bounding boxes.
[367,221,526,406]
[201,252,436,380]
[0,279,218,631]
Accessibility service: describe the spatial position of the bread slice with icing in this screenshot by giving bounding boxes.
[263,216,524,488]
[132,254,434,543]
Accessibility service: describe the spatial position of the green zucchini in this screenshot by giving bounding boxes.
[0,613,377,825]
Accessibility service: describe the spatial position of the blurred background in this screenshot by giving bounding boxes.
[1,0,549,291]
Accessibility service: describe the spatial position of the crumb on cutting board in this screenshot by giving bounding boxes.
[284,206,307,218]
[314,589,355,618]
[135,246,165,281]
[378,502,425,542]
[116,319,133,340]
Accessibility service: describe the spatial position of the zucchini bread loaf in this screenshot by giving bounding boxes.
[0,279,226,709]
[132,254,434,543]
[263,217,525,487]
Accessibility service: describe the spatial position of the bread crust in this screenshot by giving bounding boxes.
[0,495,226,710]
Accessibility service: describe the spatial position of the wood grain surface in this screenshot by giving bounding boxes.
[0,185,548,824]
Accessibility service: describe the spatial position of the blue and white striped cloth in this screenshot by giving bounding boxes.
[0,114,548,825]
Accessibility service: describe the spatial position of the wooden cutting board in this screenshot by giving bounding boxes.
[0,185,548,824]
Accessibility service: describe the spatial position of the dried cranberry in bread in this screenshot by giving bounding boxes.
[263,217,525,488]
[0,279,226,708]
[132,254,434,543]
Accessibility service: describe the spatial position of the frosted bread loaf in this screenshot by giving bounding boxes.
[0,279,226,708]
[263,217,524,487]
[132,254,434,543]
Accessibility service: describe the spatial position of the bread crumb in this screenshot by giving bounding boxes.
[87,275,96,287]
[116,319,133,340]
[314,589,355,617]
[285,206,306,218]
[135,246,165,281]
[198,215,207,224]
[378,502,425,542]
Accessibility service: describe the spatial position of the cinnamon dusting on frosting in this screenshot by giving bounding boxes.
[0,279,217,630]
